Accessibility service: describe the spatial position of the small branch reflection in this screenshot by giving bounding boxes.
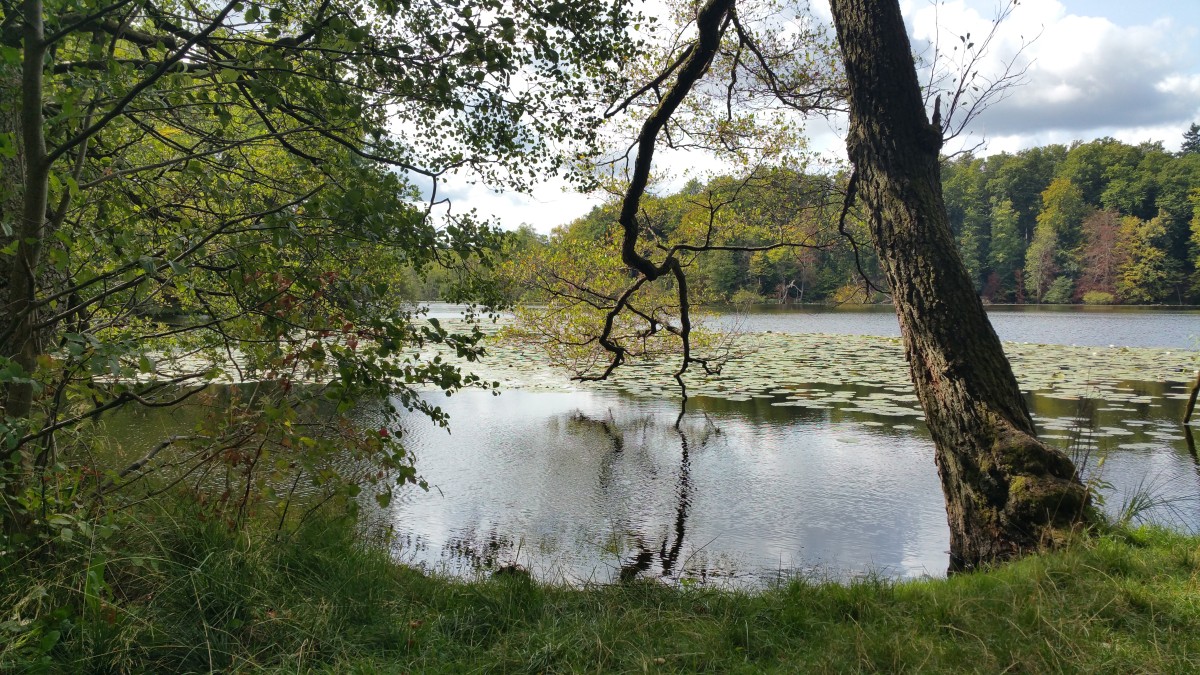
[612,415,723,582]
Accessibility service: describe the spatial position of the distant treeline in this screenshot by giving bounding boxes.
[409,127,1200,306]
[943,127,1200,305]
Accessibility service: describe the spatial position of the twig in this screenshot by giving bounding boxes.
[97,434,204,495]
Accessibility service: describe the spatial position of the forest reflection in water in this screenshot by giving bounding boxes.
[375,378,1200,586]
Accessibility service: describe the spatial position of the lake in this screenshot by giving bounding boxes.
[374,305,1200,585]
[424,302,1200,349]
[706,304,1200,349]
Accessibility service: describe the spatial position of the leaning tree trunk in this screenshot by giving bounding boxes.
[828,0,1089,571]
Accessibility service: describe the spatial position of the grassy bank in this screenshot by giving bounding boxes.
[3,509,1199,673]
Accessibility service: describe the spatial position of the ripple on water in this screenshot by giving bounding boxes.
[382,390,951,584]
[375,378,1200,587]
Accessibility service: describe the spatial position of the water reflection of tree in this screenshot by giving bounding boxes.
[442,527,517,570]
[658,429,692,577]
[428,408,714,582]
[570,410,722,582]
[569,411,655,499]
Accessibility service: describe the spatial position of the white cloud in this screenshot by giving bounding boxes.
[904,0,1200,151]
[1158,74,1200,98]
[426,1,1200,234]
[977,121,1184,156]
[428,174,602,234]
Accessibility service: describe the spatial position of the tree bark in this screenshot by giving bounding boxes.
[2,0,48,533]
[5,0,47,423]
[0,65,20,316]
[828,0,1089,570]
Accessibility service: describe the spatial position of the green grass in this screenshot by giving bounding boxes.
[4,509,1200,673]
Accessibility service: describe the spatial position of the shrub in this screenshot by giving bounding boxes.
[1081,290,1116,305]
[1043,277,1075,304]
[730,288,766,306]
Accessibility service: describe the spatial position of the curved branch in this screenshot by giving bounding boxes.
[616,0,735,281]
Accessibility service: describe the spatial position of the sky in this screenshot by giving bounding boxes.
[431,0,1200,234]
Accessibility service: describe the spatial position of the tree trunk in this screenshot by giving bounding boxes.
[2,0,49,534]
[828,0,1089,571]
[0,64,20,316]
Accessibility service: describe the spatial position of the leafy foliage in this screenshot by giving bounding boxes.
[940,132,1200,304]
[494,130,1200,316]
[0,0,637,538]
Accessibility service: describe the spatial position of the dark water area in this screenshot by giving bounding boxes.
[705,304,1200,349]
[382,379,1200,586]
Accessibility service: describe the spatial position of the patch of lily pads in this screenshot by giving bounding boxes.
[420,316,1199,456]
[436,320,1193,397]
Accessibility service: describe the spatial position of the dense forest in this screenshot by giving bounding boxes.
[943,129,1200,305]
[426,128,1200,306]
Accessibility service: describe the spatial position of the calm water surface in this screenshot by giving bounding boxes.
[108,305,1200,585]
[385,390,949,584]
[384,378,1199,585]
[707,304,1200,349]
[394,304,1200,584]
[424,302,1200,348]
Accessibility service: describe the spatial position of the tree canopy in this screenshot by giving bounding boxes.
[0,0,637,535]
[491,129,1200,316]
[942,136,1200,304]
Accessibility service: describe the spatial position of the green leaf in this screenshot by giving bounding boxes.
[0,132,15,159]
[38,630,61,653]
